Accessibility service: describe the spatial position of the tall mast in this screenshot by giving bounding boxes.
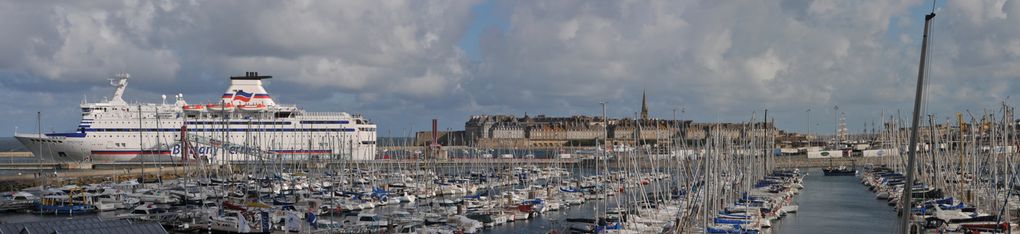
[37,111,42,177]
[763,109,768,173]
[833,105,839,149]
[139,104,145,181]
[900,11,936,233]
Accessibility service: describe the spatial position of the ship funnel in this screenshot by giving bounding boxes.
[223,72,276,106]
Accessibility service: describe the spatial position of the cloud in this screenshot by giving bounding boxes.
[467,0,1020,132]
[2,0,1020,136]
[744,48,788,82]
[0,0,478,134]
[472,0,926,120]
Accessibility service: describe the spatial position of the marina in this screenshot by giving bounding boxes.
[5,1,1020,234]
[0,156,952,234]
[5,64,1019,233]
[0,154,804,233]
[0,75,808,233]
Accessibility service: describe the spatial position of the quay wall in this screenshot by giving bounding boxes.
[0,166,191,192]
[770,155,891,168]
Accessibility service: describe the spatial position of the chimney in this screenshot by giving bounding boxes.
[430,119,441,147]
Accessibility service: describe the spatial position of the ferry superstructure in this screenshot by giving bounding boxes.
[15,72,377,162]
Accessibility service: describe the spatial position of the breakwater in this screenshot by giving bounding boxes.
[771,155,888,168]
[0,166,190,192]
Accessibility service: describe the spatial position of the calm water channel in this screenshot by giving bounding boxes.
[772,168,899,234]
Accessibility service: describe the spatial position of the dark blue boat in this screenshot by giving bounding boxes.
[34,196,95,215]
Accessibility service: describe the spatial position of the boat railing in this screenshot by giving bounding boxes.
[299,112,353,118]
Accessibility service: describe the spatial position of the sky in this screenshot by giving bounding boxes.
[0,0,1018,137]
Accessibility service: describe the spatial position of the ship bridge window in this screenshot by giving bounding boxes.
[275,112,293,118]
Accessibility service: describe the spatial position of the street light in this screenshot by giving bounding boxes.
[807,108,811,144]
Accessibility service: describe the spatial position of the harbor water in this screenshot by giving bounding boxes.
[771,168,898,234]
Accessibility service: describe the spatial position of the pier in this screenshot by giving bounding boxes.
[771,155,887,169]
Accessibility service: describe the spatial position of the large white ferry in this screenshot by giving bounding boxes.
[15,72,377,162]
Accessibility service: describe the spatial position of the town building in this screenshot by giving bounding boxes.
[415,93,786,148]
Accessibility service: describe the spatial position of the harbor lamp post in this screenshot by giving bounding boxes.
[807,108,811,144]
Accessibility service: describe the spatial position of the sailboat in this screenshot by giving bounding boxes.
[823,159,857,176]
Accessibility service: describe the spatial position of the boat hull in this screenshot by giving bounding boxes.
[822,169,857,176]
[34,203,95,215]
[15,134,90,162]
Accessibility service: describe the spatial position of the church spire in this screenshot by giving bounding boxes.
[640,89,649,120]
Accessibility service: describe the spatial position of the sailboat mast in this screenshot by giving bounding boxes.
[899,12,935,233]
[764,109,768,173]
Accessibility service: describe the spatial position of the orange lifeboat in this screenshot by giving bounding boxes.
[206,103,235,112]
[238,103,267,112]
[182,104,207,112]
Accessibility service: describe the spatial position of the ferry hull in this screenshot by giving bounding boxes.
[15,134,184,162]
[14,134,357,163]
[14,134,89,162]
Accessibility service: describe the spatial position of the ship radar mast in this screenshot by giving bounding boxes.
[108,73,130,105]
